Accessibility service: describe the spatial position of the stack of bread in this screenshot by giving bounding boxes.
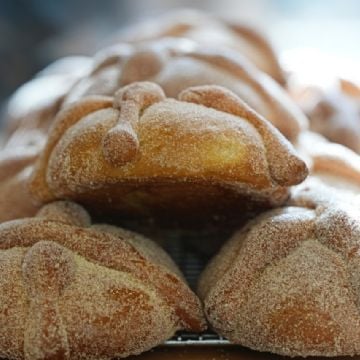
[1,9,360,359]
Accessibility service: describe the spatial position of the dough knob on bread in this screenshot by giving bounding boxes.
[103,82,165,166]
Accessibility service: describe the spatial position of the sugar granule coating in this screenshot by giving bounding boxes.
[0,146,40,223]
[65,36,306,141]
[199,201,360,357]
[116,9,286,84]
[296,131,360,193]
[0,201,205,359]
[29,82,307,223]
[292,77,360,153]
[3,56,92,144]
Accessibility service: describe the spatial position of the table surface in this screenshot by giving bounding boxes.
[128,346,359,360]
[0,345,358,359]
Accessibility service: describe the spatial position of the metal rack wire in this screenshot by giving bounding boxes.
[161,231,231,346]
[165,331,230,346]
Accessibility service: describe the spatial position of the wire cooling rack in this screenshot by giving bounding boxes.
[160,230,231,346]
[165,331,230,346]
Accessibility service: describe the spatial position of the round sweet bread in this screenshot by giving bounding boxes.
[0,146,40,223]
[29,82,307,225]
[296,131,360,193]
[0,201,205,359]
[65,38,306,141]
[199,198,360,356]
[3,56,92,146]
[291,77,360,153]
[115,9,286,84]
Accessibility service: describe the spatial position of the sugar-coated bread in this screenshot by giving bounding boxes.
[291,77,360,153]
[0,146,40,223]
[199,200,360,357]
[3,56,92,146]
[296,131,360,193]
[116,9,286,84]
[65,38,306,141]
[0,201,205,359]
[29,82,307,225]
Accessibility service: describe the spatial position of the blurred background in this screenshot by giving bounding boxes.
[1,0,360,106]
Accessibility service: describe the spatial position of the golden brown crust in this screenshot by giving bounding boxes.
[340,78,360,98]
[23,241,74,360]
[65,38,306,141]
[29,96,113,201]
[289,175,360,213]
[103,82,166,166]
[291,78,360,153]
[0,147,37,183]
[116,9,286,84]
[296,131,360,192]
[179,86,306,185]
[29,82,307,224]
[36,201,91,227]
[223,20,286,85]
[199,203,360,356]
[3,128,47,151]
[3,57,92,144]
[0,201,205,359]
[0,146,40,223]
[179,48,306,141]
[92,224,183,278]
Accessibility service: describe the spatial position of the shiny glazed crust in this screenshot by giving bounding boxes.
[0,201,205,359]
[29,82,307,223]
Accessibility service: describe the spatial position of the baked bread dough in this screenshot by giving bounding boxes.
[0,146,40,222]
[296,131,360,193]
[199,200,360,356]
[0,201,205,359]
[116,9,286,84]
[291,77,360,152]
[3,56,92,146]
[65,38,306,141]
[29,82,307,224]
